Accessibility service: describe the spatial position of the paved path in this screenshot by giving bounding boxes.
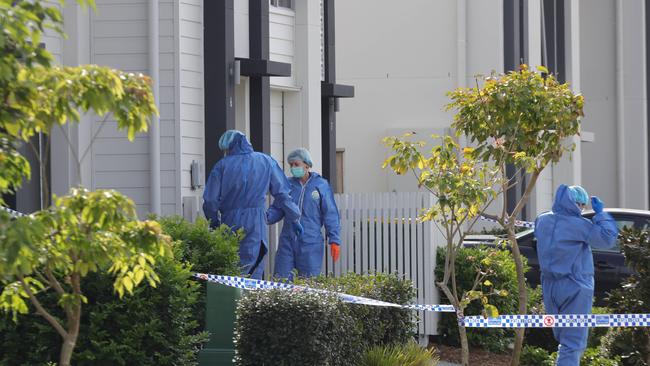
[438,361,461,366]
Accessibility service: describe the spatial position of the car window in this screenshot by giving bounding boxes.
[592,218,635,253]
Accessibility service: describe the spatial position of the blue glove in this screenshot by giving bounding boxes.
[292,221,304,237]
[591,196,604,214]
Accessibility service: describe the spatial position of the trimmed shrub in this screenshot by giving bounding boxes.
[298,272,417,349]
[234,289,359,366]
[360,342,439,366]
[435,246,521,353]
[0,246,208,365]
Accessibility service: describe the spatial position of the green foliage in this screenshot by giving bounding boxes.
[435,246,522,352]
[359,342,439,366]
[156,216,240,275]
[521,346,620,366]
[0,244,208,365]
[604,228,650,365]
[156,215,241,329]
[235,273,417,366]
[447,65,583,173]
[0,0,155,200]
[234,289,359,366]
[0,189,172,365]
[1,188,173,315]
[581,347,621,366]
[383,134,498,226]
[520,345,554,366]
[297,272,417,349]
[601,328,648,366]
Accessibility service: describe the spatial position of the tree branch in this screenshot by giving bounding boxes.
[79,114,110,164]
[19,276,68,339]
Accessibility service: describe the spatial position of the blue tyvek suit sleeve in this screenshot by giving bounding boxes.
[587,211,619,249]
[320,183,341,245]
[266,200,285,225]
[268,160,301,223]
[202,164,222,227]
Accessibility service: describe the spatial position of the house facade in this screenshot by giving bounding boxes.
[335,0,649,218]
[8,0,352,219]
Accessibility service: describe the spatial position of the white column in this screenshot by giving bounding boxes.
[148,0,161,215]
[287,0,322,173]
[617,0,648,209]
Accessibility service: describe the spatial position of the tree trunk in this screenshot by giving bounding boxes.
[459,323,470,366]
[508,228,527,366]
[438,282,470,366]
[59,336,76,366]
[59,279,82,366]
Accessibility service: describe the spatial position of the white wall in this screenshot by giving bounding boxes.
[234,0,249,58]
[179,0,205,217]
[579,0,648,209]
[54,0,204,218]
[90,0,157,217]
[270,6,296,88]
[335,0,503,193]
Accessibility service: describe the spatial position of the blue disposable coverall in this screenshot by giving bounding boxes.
[534,184,618,365]
[268,172,341,279]
[203,133,301,279]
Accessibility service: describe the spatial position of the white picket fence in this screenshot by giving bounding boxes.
[265,192,443,338]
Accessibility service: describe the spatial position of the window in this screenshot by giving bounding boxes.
[270,0,293,9]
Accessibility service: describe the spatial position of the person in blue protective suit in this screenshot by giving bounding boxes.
[267,148,341,280]
[534,184,618,366]
[203,130,303,279]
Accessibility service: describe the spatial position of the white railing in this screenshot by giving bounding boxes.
[266,192,442,338]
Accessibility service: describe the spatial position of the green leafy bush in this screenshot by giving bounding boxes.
[435,246,521,352]
[298,272,417,349]
[521,346,620,366]
[520,345,554,366]
[234,289,359,366]
[360,342,438,366]
[0,246,208,365]
[603,227,650,365]
[156,216,240,275]
[157,216,241,330]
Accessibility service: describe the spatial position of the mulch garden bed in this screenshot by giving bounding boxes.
[431,344,512,366]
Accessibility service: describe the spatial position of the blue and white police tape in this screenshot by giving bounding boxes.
[195,273,650,328]
[194,273,455,313]
[463,313,650,328]
[479,215,535,229]
[0,206,25,218]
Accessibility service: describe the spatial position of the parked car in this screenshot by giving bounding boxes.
[464,209,650,303]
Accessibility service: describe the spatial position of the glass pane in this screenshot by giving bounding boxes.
[593,219,634,253]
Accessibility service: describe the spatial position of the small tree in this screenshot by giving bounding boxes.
[447,65,584,365]
[0,189,173,365]
[384,134,506,366]
[0,2,173,365]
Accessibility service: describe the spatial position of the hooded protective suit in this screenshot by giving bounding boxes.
[203,132,301,279]
[534,184,618,365]
[268,172,341,279]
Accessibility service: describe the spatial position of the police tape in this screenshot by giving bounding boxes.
[194,273,456,313]
[0,206,25,218]
[463,313,650,328]
[196,273,650,328]
[479,215,535,229]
